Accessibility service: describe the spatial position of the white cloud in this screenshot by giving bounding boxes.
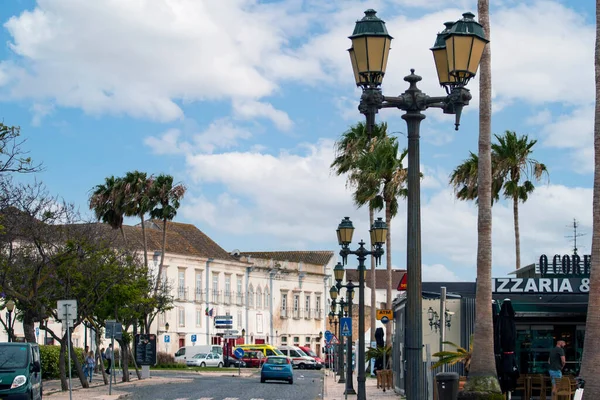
[144,128,185,155]
[423,264,462,282]
[232,100,293,131]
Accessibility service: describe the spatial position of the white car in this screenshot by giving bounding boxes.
[186,352,224,368]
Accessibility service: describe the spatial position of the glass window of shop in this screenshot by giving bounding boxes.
[516,324,585,375]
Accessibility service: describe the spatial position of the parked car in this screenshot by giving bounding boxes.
[225,355,246,368]
[241,350,266,368]
[260,356,293,384]
[299,346,324,369]
[278,345,317,369]
[186,352,224,367]
[175,345,222,363]
[237,344,284,357]
[0,342,42,400]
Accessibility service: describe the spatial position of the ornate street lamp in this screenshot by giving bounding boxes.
[348,10,487,400]
[337,217,387,400]
[6,300,15,343]
[333,265,357,395]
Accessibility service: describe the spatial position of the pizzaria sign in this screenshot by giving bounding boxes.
[492,277,590,294]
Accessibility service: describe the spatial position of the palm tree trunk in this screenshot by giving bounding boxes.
[385,200,392,347]
[579,1,600,396]
[513,195,521,270]
[140,215,148,268]
[119,224,127,245]
[462,0,501,394]
[370,207,377,343]
[154,218,168,294]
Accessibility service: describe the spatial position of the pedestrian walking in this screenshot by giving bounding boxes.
[548,340,566,400]
[84,351,95,382]
[105,344,113,375]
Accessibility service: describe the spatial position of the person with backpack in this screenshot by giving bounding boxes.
[104,344,113,375]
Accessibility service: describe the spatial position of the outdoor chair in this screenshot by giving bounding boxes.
[555,377,572,400]
[515,375,530,400]
[529,374,546,400]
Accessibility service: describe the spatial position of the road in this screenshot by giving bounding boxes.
[118,369,324,400]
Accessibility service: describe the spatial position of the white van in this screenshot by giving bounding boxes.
[174,345,222,363]
[277,345,317,369]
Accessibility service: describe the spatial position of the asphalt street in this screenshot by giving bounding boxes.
[118,369,324,400]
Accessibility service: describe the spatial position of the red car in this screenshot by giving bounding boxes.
[299,346,324,369]
[242,350,265,368]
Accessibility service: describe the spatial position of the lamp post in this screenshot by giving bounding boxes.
[6,300,15,343]
[328,312,338,372]
[347,10,488,399]
[337,217,387,400]
[330,297,347,383]
[331,263,357,395]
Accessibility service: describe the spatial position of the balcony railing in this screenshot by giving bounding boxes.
[293,308,300,319]
[314,308,323,319]
[224,291,231,305]
[176,286,188,301]
[280,307,288,319]
[194,288,204,302]
[211,289,221,304]
[304,308,311,319]
[235,292,243,305]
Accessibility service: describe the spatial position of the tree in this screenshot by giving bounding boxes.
[462,0,502,395]
[331,122,386,342]
[579,0,600,396]
[122,171,154,268]
[0,123,42,175]
[89,176,127,241]
[149,174,186,295]
[351,135,408,346]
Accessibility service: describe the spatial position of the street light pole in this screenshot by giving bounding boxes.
[344,284,356,395]
[6,300,15,343]
[347,10,488,399]
[337,297,346,384]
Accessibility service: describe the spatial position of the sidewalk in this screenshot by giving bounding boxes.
[323,369,405,400]
[42,369,255,400]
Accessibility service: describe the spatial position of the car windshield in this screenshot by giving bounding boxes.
[266,357,288,365]
[0,346,29,369]
[193,353,207,359]
[296,349,307,357]
[305,350,317,357]
[273,349,284,356]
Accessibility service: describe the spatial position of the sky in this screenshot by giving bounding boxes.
[0,0,596,283]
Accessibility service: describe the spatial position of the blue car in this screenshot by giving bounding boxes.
[260,356,294,384]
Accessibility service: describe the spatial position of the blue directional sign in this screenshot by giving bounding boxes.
[164,334,170,343]
[341,317,352,337]
[324,330,333,343]
[35,327,39,337]
[381,316,390,324]
[191,334,197,343]
[234,347,244,359]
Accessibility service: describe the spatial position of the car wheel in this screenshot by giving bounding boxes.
[261,377,265,383]
[218,362,223,368]
[200,362,206,367]
[289,378,293,385]
[298,363,305,369]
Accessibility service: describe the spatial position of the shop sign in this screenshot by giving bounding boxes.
[492,277,590,294]
[538,254,590,276]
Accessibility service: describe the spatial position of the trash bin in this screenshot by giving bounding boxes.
[436,372,459,400]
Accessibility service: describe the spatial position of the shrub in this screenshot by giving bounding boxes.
[40,345,85,380]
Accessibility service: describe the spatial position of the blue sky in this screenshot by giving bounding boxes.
[0,0,596,282]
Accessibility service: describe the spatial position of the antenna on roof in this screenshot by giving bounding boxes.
[565,218,586,255]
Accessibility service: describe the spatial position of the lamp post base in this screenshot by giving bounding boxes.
[344,388,357,395]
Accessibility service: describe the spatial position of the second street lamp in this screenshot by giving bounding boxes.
[348,10,488,400]
[333,265,356,396]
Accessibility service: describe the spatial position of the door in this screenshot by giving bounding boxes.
[206,353,215,366]
[179,338,185,348]
[32,346,42,400]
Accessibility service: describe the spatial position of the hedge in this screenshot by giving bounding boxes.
[40,345,85,380]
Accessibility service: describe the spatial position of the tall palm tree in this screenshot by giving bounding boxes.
[149,174,186,294]
[450,132,548,270]
[351,136,408,346]
[122,171,153,268]
[579,0,600,396]
[89,176,127,242]
[464,0,501,393]
[331,122,386,342]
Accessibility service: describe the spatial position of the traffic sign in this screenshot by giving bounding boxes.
[215,315,233,329]
[330,335,339,345]
[105,320,123,340]
[224,329,239,335]
[341,317,352,337]
[191,334,197,343]
[376,309,393,321]
[381,316,390,324]
[324,330,333,343]
[223,335,239,340]
[164,334,170,343]
[57,300,77,324]
[35,327,39,337]
[397,273,407,291]
[234,347,244,359]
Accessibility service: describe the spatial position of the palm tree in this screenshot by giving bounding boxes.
[89,176,127,242]
[351,136,408,346]
[122,171,153,268]
[464,0,501,393]
[450,132,548,270]
[579,0,600,396]
[331,122,386,342]
[432,336,473,376]
[149,174,186,294]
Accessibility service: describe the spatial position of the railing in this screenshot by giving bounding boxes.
[304,308,311,319]
[280,307,288,319]
[211,290,221,304]
[314,308,323,319]
[235,292,243,305]
[224,291,231,304]
[176,286,188,301]
[194,288,204,302]
[293,308,300,319]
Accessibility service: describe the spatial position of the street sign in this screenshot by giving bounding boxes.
[35,327,39,337]
[381,316,390,324]
[135,334,157,366]
[223,335,240,340]
[164,334,170,343]
[397,273,407,291]
[57,300,77,324]
[330,335,339,345]
[340,317,352,337]
[215,315,233,329]
[234,347,244,359]
[105,320,123,340]
[376,309,393,321]
[191,334,197,343]
[224,329,239,335]
[324,330,333,343]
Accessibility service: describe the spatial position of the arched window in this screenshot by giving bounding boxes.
[264,287,270,309]
[257,287,263,309]
[248,284,254,308]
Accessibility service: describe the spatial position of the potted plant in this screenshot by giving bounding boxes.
[366,346,392,390]
[431,336,473,391]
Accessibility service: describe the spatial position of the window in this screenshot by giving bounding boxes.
[293,336,300,344]
[290,350,300,357]
[316,296,321,319]
[305,295,311,319]
[196,309,202,327]
[225,275,231,304]
[161,267,168,289]
[281,293,288,318]
[281,336,288,344]
[257,287,262,309]
[160,312,166,325]
[293,294,300,318]
[195,270,203,301]
[248,285,254,308]
[264,289,269,309]
[266,349,276,356]
[178,307,185,327]
[212,273,219,303]
[178,269,186,300]
[306,337,311,344]
[237,311,242,328]
[237,276,243,305]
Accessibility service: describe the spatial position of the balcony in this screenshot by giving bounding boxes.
[211,290,221,304]
[176,286,188,301]
[304,308,311,319]
[194,288,204,302]
[314,308,323,319]
[224,291,231,305]
[280,307,288,319]
[235,292,243,306]
[293,308,300,319]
